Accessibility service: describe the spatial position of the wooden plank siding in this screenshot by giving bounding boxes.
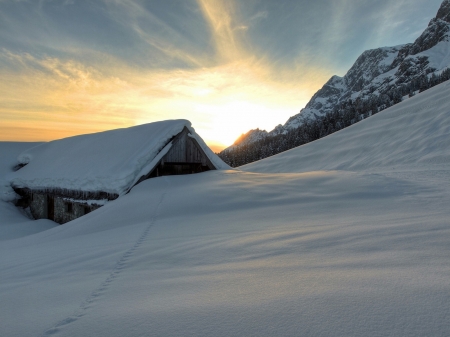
[163,127,215,168]
[133,127,216,186]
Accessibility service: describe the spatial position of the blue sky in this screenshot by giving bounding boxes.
[0,0,444,150]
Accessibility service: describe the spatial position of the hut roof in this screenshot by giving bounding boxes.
[10,120,229,196]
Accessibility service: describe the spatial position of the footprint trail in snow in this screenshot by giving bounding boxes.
[39,191,167,337]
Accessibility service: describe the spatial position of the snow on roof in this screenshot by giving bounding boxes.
[10,120,229,196]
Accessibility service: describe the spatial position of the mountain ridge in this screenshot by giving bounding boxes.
[224,0,450,151]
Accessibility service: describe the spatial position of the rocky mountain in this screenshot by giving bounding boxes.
[282,0,450,131]
[283,45,404,130]
[226,124,286,148]
[227,0,450,150]
[226,128,268,149]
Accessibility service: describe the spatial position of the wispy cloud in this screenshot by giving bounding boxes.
[100,0,210,67]
[249,10,268,22]
[196,0,247,62]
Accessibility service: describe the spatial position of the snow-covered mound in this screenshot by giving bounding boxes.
[9,120,229,196]
[0,142,41,202]
[0,142,42,178]
[242,81,450,174]
[0,142,57,240]
[0,201,56,241]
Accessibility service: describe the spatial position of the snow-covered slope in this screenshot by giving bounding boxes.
[1,80,450,336]
[9,120,229,196]
[242,81,450,173]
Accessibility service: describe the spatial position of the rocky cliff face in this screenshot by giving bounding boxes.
[230,0,450,148]
[282,45,405,130]
[437,0,450,22]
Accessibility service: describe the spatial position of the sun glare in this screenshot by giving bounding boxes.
[0,0,332,149]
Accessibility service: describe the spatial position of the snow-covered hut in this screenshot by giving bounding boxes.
[11,120,229,224]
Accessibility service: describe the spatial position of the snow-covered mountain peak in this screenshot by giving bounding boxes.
[279,45,405,131]
[228,128,269,149]
[226,0,450,146]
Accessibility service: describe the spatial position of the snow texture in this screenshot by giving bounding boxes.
[9,120,229,196]
[0,81,450,336]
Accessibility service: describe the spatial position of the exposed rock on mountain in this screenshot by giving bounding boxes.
[437,0,450,22]
[228,128,268,149]
[283,45,404,130]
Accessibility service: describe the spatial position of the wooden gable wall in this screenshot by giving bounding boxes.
[162,127,215,168]
[132,127,217,186]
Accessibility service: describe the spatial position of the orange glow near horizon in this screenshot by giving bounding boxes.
[0,0,332,150]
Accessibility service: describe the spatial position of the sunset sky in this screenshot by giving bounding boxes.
[0,0,443,151]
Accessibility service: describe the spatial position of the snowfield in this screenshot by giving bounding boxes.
[1,82,450,336]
